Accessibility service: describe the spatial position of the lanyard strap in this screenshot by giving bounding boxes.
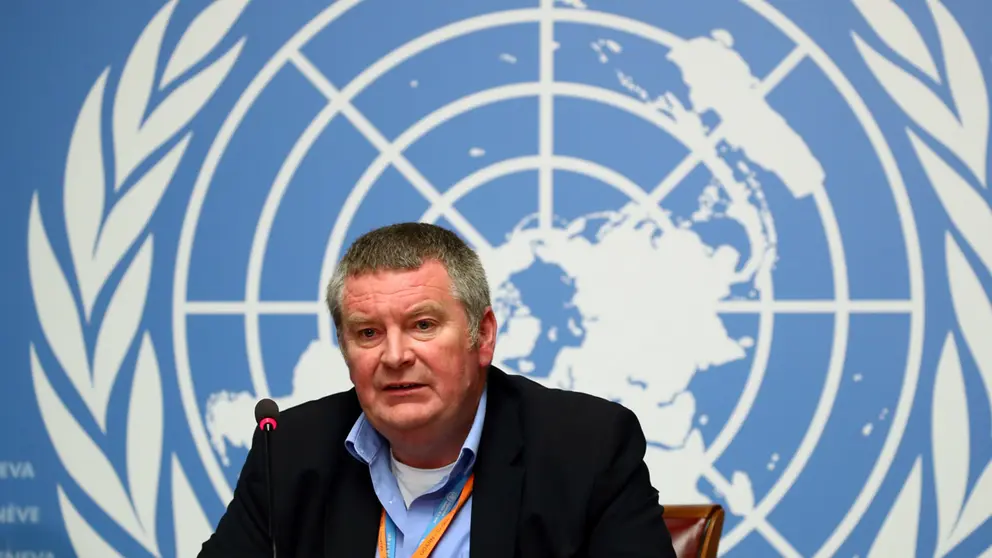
[378,473,475,558]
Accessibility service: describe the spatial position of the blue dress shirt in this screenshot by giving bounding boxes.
[345,387,488,558]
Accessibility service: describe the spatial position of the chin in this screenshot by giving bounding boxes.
[378,408,438,432]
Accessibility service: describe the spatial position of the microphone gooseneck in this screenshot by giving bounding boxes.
[254,398,280,558]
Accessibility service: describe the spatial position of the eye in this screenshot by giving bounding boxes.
[359,328,376,338]
[415,320,434,331]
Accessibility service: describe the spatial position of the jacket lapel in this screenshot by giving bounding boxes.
[324,396,380,557]
[471,368,524,558]
[324,458,379,556]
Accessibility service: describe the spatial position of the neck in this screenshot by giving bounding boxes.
[390,442,461,470]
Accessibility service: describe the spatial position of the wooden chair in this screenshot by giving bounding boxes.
[662,504,725,558]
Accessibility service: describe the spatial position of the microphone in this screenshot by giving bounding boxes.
[254,398,280,558]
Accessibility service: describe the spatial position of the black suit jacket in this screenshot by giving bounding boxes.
[199,366,677,557]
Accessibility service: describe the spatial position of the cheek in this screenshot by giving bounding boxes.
[347,351,379,386]
[418,344,470,388]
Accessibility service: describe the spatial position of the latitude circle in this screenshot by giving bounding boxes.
[306,11,850,550]
[312,78,769,345]
[169,3,925,555]
[738,2,922,556]
[417,155,778,473]
[297,65,788,507]
[414,153,776,473]
[313,85,826,550]
[401,149,841,552]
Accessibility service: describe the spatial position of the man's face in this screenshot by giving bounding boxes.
[339,260,496,443]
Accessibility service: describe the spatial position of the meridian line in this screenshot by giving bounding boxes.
[757,46,806,97]
[757,522,804,558]
[421,154,676,230]
[288,51,493,252]
[717,299,914,313]
[722,188,853,551]
[181,297,909,317]
[648,151,703,205]
[702,466,803,558]
[647,46,808,204]
[185,301,325,315]
[539,0,555,229]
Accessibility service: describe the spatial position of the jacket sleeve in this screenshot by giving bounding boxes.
[197,427,274,557]
[584,407,678,558]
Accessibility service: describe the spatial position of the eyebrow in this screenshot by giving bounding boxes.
[406,301,447,318]
[342,313,374,328]
[341,302,447,328]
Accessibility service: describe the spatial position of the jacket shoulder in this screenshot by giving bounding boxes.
[278,390,358,426]
[502,372,641,447]
[264,390,362,462]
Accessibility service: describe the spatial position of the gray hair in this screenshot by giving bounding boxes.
[325,223,492,346]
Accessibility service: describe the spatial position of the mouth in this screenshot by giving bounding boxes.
[383,383,426,394]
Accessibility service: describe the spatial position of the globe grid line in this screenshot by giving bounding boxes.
[240,64,344,408]
[739,1,924,556]
[169,3,926,557]
[719,189,849,554]
[716,300,914,313]
[420,154,677,230]
[279,30,805,522]
[249,53,776,558]
[282,11,814,558]
[281,49,821,311]
[318,78,709,219]
[496,22,844,556]
[702,461,806,555]
[709,101,855,549]
[181,298,916,315]
[335,9,876,558]
[288,52,492,251]
[647,44,806,206]
[199,8,823,558]
[407,140,807,558]
[245,49,494,410]
[538,0,555,230]
[306,74,739,348]
[172,0,371,507]
[184,301,324,314]
[307,5,706,335]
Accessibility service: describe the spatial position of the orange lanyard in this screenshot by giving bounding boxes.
[377,474,474,558]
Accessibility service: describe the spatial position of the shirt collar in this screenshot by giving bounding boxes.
[345,384,488,472]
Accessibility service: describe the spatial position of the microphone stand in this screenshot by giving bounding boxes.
[255,398,280,558]
[263,421,277,558]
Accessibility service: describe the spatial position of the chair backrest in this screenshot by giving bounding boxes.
[662,504,725,558]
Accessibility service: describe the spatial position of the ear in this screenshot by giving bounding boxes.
[476,307,497,368]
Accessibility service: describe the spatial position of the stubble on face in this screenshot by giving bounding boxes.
[338,261,495,466]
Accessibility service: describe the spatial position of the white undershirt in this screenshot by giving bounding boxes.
[389,451,457,509]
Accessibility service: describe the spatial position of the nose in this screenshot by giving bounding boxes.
[380,328,414,369]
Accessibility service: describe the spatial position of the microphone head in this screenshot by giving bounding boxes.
[254,398,280,430]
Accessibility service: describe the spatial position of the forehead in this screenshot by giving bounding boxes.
[340,260,454,312]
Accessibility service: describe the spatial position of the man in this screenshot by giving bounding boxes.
[199,223,677,557]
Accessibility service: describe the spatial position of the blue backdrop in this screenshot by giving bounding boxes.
[2,0,991,556]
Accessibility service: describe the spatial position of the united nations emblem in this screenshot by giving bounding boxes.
[26,0,991,556]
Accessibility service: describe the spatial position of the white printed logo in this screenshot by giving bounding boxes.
[28,0,248,554]
[27,0,991,557]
